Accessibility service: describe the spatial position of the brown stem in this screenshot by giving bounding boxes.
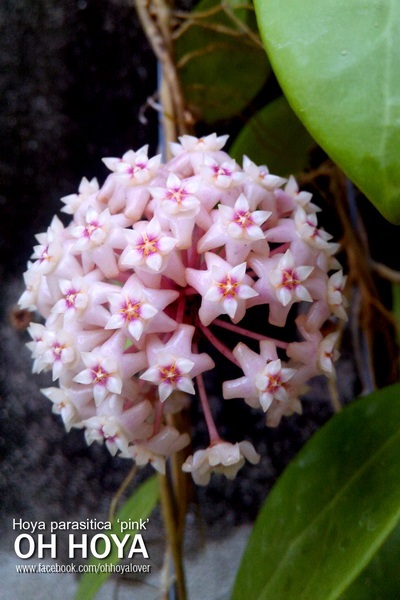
[108,465,138,523]
[158,471,187,600]
[135,0,192,152]
[370,259,400,284]
[302,162,399,388]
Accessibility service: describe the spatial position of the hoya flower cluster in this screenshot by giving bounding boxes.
[19,134,345,485]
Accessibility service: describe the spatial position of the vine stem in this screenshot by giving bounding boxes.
[370,259,400,284]
[108,465,138,523]
[135,0,192,156]
[158,471,187,600]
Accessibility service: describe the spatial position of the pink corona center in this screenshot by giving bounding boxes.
[159,362,181,385]
[263,370,283,394]
[166,187,187,205]
[126,162,146,176]
[83,220,101,239]
[232,209,253,230]
[65,289,79,308]
[212,165,232,178]
[92,365,109,386]
[118,298,142,322]
[280,269,302,290]
[52,341,65,361]
[137,233,159,257]
[216,274,240,299]
[102,427,117,442]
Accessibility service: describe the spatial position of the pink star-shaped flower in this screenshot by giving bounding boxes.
[150,172,200,216]
[102,146,161,186]
[197,193,271,265]
[223,341,296,411]
[186,253,258,325]
[105,274,178,342]
[140,325,214,402]
[121,426,190,474]
[31,216,64,275]
[120,217,177,273]
[170,133,229,156]
[199,155,246,189]
[73,333,147,405]
[61,176,99,215]
[269,249,314,307]
[149,173,202,248]
[73,353,123,405]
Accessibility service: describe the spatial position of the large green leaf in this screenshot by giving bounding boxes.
[175,0,270,123]
[231,384,400,600]
[338,520,400,600]
[75,475,159,600]
[254,0,400,223]
[230,96,315,176]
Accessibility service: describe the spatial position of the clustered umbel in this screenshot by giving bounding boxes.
[19,134,346,485]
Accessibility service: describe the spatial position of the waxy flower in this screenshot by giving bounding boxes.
[141,325,215,401]
[31,216,64,275]
[182,441,260,485]
[105,276,178,342]
[200,155,246,189]
[327,270,348,320]
[120,218,177,273]
[19,266,46,311]
[150,172,200,217]
[102,146,161,185]
[61,176,99,215]
[20,133,344,485]
[41,386,81,431]
[223,341,296,412]
[187,253,258,325]
[197,193,271,265]
[243,156,286,191]
[73,352,123,405]
[170,133,229,155]
[269,249,314,307]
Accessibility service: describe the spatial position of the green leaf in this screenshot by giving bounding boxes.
[175,0,270,123]
[338,520,400,600]
[254,0,400,223]
[230,96,315,176]
[75,475,159,600]
[231,384,400,600]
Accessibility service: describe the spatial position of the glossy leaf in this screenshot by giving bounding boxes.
[231,384,400,600]
[230,96,315,176]
[175,0,270,123]
[254,0,400,223]
[75,475,159,600]
[338,520,400,600]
